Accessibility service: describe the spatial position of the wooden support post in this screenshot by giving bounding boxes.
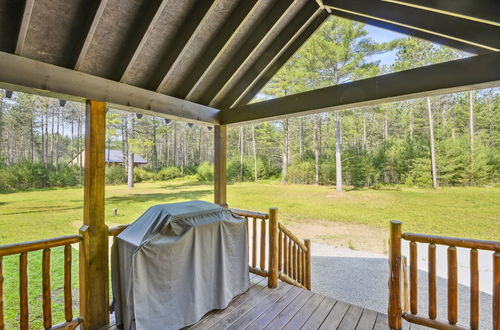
[388,221,402,330]
[304,239,312,290]
[214,125,227,207]
[79,100,109,330]
[494,251,499,330]
[268,208,278,288]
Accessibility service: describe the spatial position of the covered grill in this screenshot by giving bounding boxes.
[111,201,249,330]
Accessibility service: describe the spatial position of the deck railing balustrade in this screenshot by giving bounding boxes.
[0,235,82,330]
[388,220,500,330]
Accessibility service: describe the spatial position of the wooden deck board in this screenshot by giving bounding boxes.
[105,274,393,330]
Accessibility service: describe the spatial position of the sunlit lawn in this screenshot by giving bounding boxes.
[0,179,499,327]
[1,179,499,245]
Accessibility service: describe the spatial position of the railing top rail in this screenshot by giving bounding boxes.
[278,222,307,251]
[109,224,129,237]
[230,208,269,220]
[0,235,81,256]
[402,232,500,251]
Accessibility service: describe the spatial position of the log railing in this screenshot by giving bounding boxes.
[230,208,312,290]
[388,221,500,330]
[0,235,82,330]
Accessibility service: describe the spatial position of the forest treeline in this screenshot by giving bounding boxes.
[0,17,498,192]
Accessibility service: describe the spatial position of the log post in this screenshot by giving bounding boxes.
[214,125,227,207]
[494,251,499,330]
[268,208,278,288]
[79,100,109,329]
[388,221,402,330]
[304,239,312,290]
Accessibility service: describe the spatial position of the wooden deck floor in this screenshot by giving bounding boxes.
[105,273,427,329]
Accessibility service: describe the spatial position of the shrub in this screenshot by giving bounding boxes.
[48,165,80,187]
[155,166,181,181]
[106,165,126,184]
[196,161,213,182]
[134,167,154,182]
[287,161,316,184]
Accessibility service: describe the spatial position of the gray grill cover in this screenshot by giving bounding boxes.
[111,201,249,330]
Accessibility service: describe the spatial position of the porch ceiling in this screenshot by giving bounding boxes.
[0,0,498,125]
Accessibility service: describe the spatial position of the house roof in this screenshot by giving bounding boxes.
[104,150,147,164]
[0,0,498,125]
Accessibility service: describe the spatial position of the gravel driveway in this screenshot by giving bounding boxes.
[310,242,494,329]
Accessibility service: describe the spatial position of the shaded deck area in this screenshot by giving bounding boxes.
[105,273,425,330]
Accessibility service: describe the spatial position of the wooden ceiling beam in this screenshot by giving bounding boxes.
[15,0,35,56]
[324,0,500,53]
[119,0,170,82]
[0,51,220,124]
[145,0,219,92]
[190,0,296,105]
[214,4,328,109]
[169,0,260,99]
[73,0,109,70]
[382,0,500,26]
[221,52,500,125]
[234,11,329,107]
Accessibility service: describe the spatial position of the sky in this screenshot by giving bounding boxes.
[363,25,406,66]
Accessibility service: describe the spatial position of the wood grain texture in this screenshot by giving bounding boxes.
[0,256,3,330]
[409,241,418,315]
[214,125,227,206]
[252,218,257,268]
[268,208,278,288]
[260,219,266,271]
[428,243,437,320]
[64,244,73,322]
[447,246,458,325]
[388,221,402,329]
[20,252,28,329]
[494,251,499,330]
[470,248,479,330]
[42,248,52,329]
[80,100,109,329]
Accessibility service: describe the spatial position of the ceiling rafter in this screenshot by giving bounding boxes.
[167,0,260,99]
[382,0,500,26]
[145,0,219,92]
[73,0,109,70]
[188,0,296,105]
[323,0,500,53]
[0,51,220,124]
[330,10,490,55]
[213,3,326,109]
[234,11,329,108]
[222,52,500,125]
[119,0,170,82]
[15,0,35,55]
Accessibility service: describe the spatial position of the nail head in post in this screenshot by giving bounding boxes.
[5,90,13,98]
[59,99,67,107]
[136,113,143,119]
[164,119,171,124]
[207,126,213,131]
[187,123,194,128]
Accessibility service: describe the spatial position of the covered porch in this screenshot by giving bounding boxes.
[0,0,499,329]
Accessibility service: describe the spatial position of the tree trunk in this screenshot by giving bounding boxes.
[299,117,304,160]
[252,124,257,182]
[314,116,320,185]
[127,115,135,188]
[409,109,414,140]
[427,97,438,189]
[152,118,158,170]
[488,99,493,153]
[362,112,367,151]
[335,112,343,192]
[469,91,474,154]
[281,119,289,184]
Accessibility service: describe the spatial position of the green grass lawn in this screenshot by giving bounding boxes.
[0,179,499,327]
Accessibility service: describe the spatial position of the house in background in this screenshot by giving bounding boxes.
[70,149,147,167]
